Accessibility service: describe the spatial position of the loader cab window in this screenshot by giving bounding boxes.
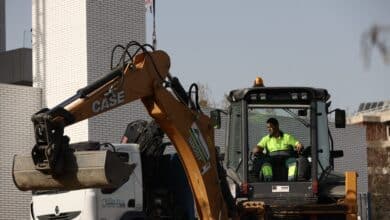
[248,105,311,183]
[316,101,330,177]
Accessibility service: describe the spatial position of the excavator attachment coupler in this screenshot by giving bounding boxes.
[12,150,135,191]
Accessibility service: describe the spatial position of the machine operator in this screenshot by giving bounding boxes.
[252,117,303,182]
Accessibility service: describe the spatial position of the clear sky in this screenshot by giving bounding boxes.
[5,0,31,49]
[5,0,390,113]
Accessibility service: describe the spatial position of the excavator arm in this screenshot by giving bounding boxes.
[29,49,170,174]
[13,43,229,219]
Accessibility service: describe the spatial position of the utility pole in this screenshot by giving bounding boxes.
[0,0,6,52]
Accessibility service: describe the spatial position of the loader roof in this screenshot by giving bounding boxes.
[227,87,330,103]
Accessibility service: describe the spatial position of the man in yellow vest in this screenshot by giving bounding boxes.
[253,117,303,182]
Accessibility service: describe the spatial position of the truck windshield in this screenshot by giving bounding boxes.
[247,105,311,182]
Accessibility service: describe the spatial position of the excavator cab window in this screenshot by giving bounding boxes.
[247,105,312,183]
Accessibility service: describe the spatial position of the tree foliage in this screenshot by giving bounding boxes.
[193,82,230,110]
[196,82,215,108]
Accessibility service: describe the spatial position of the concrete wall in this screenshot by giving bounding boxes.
[0,83,42,220]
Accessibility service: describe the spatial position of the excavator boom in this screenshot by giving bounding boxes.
[12,43,228,219]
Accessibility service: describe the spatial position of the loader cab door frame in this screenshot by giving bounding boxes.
[225,101,246,180]
[315,101,331,178]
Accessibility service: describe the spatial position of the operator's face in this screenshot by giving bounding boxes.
[266,123,279,136]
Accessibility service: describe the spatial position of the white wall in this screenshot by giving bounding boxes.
[0,83,42,219]
[32,0,145,144]
[33,0,88,143]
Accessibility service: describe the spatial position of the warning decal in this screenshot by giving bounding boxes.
[188,123,211,175]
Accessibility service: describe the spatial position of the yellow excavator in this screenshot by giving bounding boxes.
[12,41,357,219]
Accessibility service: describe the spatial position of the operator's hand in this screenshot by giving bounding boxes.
[252,146,263,156]
[120,136,128,144]
[296,142,303,153]
[252,146,259,154]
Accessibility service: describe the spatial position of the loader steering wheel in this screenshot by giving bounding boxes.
[249,152,257,163]
[299,146,311,157]
[249,151,265,162]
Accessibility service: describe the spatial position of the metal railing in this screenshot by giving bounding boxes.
[358,193,371,220]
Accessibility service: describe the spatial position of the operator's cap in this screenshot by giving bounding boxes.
[253,76,264,87]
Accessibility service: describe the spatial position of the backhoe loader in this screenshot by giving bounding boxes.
[12,41,357,219]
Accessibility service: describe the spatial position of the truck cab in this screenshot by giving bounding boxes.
[213,86,347,214]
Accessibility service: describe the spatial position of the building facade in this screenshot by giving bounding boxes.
[0,83,41,219]
[32,0,146,144]
[349,101,390,220]
[0,1,145,219]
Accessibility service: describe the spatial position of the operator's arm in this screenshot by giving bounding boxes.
[287,134,303,152]
[120,123,133,144]
[252,136,268,154]
[295,142,303,152]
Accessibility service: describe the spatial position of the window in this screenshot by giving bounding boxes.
[247,106,311,150]
[247,105,311,182]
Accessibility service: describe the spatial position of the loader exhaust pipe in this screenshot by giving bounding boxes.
[12,150,135,191]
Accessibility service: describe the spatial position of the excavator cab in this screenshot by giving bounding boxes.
[213,85,355,218]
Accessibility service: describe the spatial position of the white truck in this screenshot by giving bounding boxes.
[30,129,195,220]
[30,144,145,220]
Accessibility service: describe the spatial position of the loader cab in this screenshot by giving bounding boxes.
[219,87,346,205]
